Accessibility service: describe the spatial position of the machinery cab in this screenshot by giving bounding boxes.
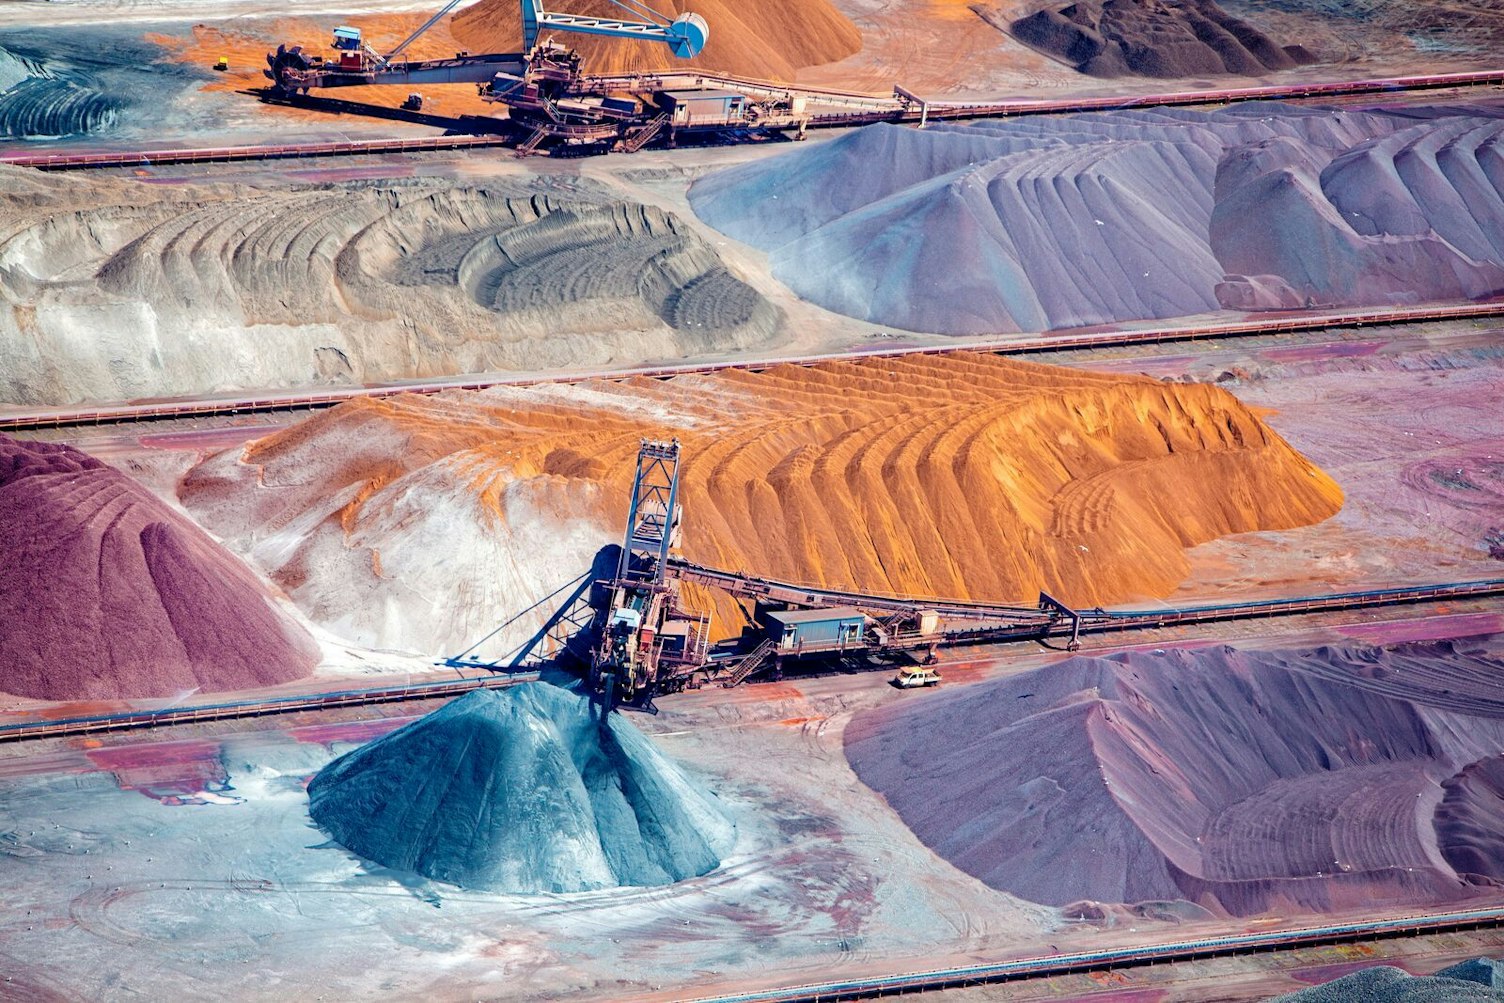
[608,605,642,638]
[332,26,365,70]
[762,606,868,656]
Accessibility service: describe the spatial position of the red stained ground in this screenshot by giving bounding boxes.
[85,739,231,805]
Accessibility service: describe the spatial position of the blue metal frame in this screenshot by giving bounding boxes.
[521,0,707,56]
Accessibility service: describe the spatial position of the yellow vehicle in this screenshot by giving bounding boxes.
[213,57,229,72]
[893,665,941,689]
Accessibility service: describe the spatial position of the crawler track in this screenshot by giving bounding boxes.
[3,578,1498,744]
[4,299,1500,432]
[685,906,1504,1002]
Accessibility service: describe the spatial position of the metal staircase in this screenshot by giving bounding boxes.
[620,112,669,153]
[722,638,776,688]
[514,124,551,157]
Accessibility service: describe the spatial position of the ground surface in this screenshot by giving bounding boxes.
[3,0,1503,999]
[1,610,1501,1001]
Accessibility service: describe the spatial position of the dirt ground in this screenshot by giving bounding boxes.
[2,607,1501,1001]
[4,0,1503,997]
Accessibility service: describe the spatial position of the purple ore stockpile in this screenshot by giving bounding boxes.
[845,641,1504,917]
[689,104,1504,335]
[308,682,737,894]
[0,434,319,701]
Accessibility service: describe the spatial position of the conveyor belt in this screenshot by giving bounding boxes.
[4,299,1500,432]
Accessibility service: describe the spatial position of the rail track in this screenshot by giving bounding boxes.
[4,299,1500,432]
[0,670,536,744]
[3,577,1498,744]
[1,68,1499,172]
[0,133,516,171]
[684,905,1504,1002]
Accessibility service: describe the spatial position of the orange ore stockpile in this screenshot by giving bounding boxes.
[184,353,1342,655]
[452,0,862,79]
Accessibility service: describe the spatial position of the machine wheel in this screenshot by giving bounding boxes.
[263,44,312,98]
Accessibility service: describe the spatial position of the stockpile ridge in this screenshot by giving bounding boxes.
[181,352,1341,660]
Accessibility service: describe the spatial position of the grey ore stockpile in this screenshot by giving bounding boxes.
[1273,958,1504,1000]
[1005,0,1316,78]
[690,104,1504,335]
[308,682,736,893]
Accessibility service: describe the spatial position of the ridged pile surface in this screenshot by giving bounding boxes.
[690,102,1504,335]
[181,352,1341,659]
[452,0,861,80]
[0,30,200,143]
[308,683,736,893]
[845,641,1504,917]
[0,434,318,701]
[0,45,120,140]
[0,173,777,406]
[1009,0,1314,78]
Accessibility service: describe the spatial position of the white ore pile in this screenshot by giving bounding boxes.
[689,102,1504,335]
[307,682,736,893]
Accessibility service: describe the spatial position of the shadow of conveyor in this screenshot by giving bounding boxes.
[249,88,516,137]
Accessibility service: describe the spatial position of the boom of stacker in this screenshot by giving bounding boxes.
[265,0,706,97]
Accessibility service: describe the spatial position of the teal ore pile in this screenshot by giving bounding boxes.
[308,682,736,893]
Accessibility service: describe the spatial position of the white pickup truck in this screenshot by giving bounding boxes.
[893,665,941,688]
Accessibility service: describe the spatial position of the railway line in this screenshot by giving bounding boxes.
[685,905,1504,1002]
[2,68,1500,172]
[0,133,516,171]
[3,576,1499,744]
[0,670,536,744]
[3,298,1500,432]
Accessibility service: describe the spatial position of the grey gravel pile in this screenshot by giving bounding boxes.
[1272,960,1504,1001]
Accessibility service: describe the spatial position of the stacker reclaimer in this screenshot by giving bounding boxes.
[264,0,924,155]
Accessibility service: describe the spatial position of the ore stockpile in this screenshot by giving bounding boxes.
[0,171,778,408]
[1273,959,1504,1001]
[308,682,735,894]
[179,354,1340,661]
[690,103,1504,335]
[846,641,1504,918]
[0,434,318,701]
